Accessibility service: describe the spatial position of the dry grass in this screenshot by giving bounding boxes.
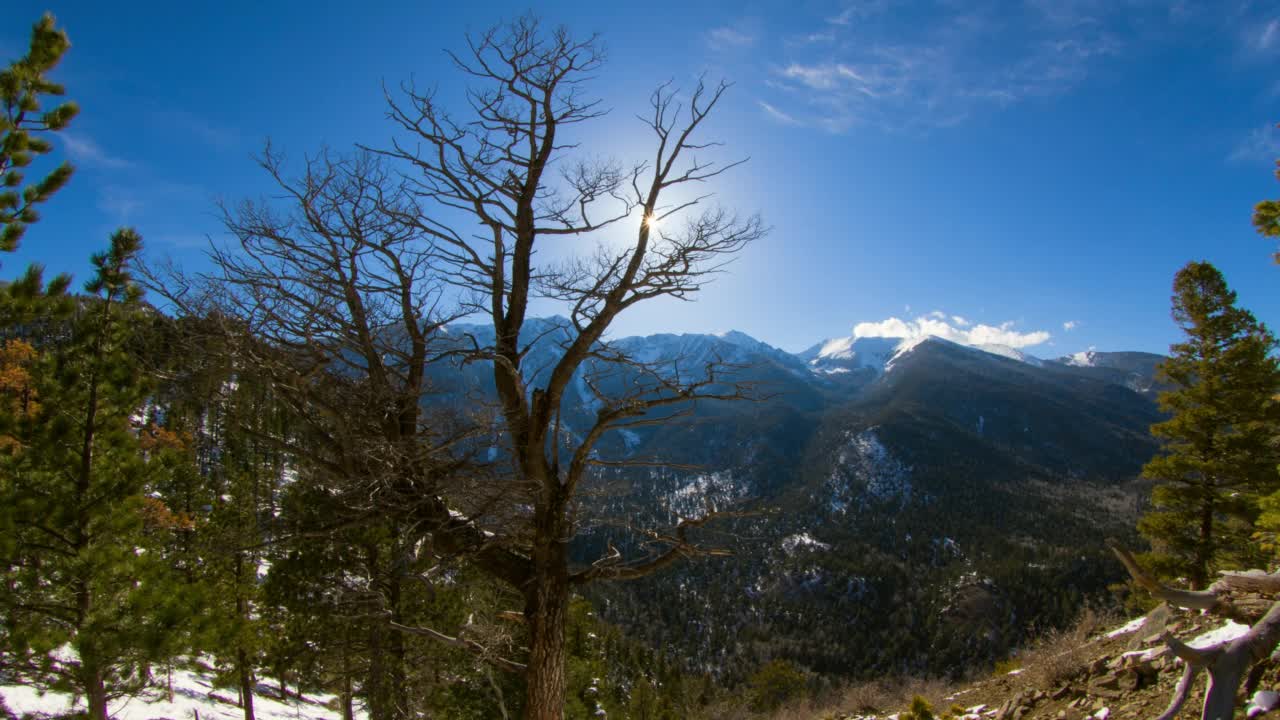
[768,675,960,720]
[1015,607,1118,688]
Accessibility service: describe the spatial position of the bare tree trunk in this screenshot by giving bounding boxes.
[234,551,257,720]
[387,567,409,720]
[523,529,570,720]
[340,647,355,720]
[1195,496,1214,589]
[237,646,256,720]
[367,605,386,720]
[83,660,108,720]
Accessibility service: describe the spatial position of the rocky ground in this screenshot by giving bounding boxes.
[819,608,1279,720]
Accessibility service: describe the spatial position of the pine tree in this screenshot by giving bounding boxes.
[141,324,283,720]
[1,14,78,251]
[0,229,193,720]
[1138,261,1280,588]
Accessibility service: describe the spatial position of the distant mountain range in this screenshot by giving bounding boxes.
[436,318,1169,681]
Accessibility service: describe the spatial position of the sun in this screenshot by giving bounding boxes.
[643,214,659,230]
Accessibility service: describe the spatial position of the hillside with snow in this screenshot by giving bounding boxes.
[1,661,359,720]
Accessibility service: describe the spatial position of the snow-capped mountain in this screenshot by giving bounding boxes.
[798,335,904,374]
[798,331,1049,376]
[419,316,1167,681]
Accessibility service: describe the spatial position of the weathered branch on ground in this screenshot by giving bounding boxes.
[1111,543,1280,720]
[1109,545,1231,615]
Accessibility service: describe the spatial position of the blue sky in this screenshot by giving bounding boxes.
[4,0,1279,355]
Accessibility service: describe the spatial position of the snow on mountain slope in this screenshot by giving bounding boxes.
[973,343,1044,366]
[1064,349,1098,367]
[802,332,1044,376]
[823,426,913,513]
[801,336,904,374]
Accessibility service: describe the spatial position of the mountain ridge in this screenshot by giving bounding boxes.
[428,316,1168,682]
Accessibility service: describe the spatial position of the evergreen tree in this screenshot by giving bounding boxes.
[1138,261,1280,588]
[0,230,194,720]
[1,14,78,251]
[143,326,282,720]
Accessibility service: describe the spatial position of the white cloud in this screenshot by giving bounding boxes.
[98,185,142,221]
[708,26,756,51]
[1063,320,1079,331]
[951,315,971,327]
[1244,18,1280,53]
[150,109,239,149]
[759,101,800,126]
[759,2,1140,132]
[852,313,1051,349]
[826,1,886,27]
[1230,124,1280,164]
[61,133,133,169]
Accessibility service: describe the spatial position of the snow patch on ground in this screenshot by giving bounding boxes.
[1104,616,1147,638]
[1186,620,1251,649]
[668,471,744,517]
[781,532,831,554]
[1,664,359,720]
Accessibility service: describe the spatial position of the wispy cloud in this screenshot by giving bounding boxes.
[759,101,800,125]
[151,109,240,150]
[61,132,133,169]
[826,1,886,27]
[95,178,207,226]
[1063,320,1079,331]
[1230,124,1280,165]
[98,185,143,222]
[1263,19,1279,49]
[853,313,1051,349]
[707,26,757,51]
[756,1,1152,132]
[1245,17,1280,53]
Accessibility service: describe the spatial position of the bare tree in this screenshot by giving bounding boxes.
[1112,545,1280,720]
[146,148,521,720]
[371,16,766,719]
[156,16,764,719]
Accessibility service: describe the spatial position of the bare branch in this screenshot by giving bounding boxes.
[389,620,527,674]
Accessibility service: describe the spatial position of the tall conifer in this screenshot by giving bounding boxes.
[0,230,192,720]
[1138,261,1280,587]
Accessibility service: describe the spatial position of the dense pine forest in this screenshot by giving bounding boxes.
[3,10,1280,720]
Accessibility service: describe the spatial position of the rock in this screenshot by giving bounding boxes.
[1050,685,1072,701]
[1248,691,1280,718]
[1115,669,1142,692]
[1129,604,1171,650]
[1088,672,1122,698]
